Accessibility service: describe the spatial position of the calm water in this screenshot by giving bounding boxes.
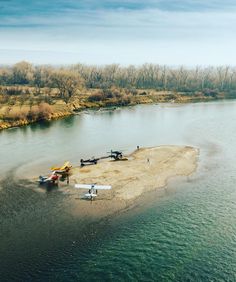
[1,101,236,281]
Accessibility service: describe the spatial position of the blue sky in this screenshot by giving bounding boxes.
[0,0,236,65]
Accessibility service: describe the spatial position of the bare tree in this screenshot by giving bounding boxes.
[50,69,84,103]
[12,61,34,85]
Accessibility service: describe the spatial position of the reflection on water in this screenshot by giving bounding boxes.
[1,100,236,281]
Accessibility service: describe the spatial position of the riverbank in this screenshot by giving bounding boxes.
[67,146,199,218]
[0,89,222,130]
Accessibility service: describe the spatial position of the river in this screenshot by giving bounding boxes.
[1,100,236,281]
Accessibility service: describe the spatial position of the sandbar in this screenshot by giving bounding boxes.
[68,146,199,218]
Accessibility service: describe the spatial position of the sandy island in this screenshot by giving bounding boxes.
[66,146,199,218]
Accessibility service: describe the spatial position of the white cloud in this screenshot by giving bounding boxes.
[0,6,236,65]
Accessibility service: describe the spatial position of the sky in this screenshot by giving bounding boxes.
[0,0,236,66]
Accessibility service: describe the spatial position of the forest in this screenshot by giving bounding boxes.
[0,61,236,99]
[0,61,236,129]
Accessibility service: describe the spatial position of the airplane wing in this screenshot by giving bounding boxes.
[51,166,60,171]
[75,184,112,190]
[52,169,67,173]
[51,161,71,171]
[61,161,70,170]
[94,185,111,190]
[38,176,51,183]
[75,184,93,189]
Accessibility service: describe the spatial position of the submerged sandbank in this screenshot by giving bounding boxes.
[68,146,199,218]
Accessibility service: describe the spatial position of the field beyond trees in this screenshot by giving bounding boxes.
[0,61,235,129]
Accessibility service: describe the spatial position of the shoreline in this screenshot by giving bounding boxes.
[0,94,221,131]
[66,145,199,219]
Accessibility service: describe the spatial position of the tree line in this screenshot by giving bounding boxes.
[1,61,236,99]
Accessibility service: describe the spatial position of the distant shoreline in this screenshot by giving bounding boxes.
[0,91,223,131]
[1,62,235,130]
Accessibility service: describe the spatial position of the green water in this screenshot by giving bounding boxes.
[1,101,236,281]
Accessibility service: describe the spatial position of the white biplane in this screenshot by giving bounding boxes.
[74,183,112,200]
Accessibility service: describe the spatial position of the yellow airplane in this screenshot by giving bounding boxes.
[51,161,72,174]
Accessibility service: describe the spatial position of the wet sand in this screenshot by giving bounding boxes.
[67,146,199,218]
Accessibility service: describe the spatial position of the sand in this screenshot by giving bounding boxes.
[67,146,199,218]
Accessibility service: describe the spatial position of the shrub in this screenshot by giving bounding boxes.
[103,89,114,99]
[111,88,122,98]
[4,108,28,121]
[38,102,53,120]
[3,87,24,96]
[27,106,39,120]
[88,91,104,102]
[203,89,218,98]
[120,96,131,106]
[27,103,53,121]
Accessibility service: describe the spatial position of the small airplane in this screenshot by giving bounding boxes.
[80,157,99,167]
[51,161,72,174]
[74,183,112,200]
[107,150,123,160]
[38,171,59,185]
